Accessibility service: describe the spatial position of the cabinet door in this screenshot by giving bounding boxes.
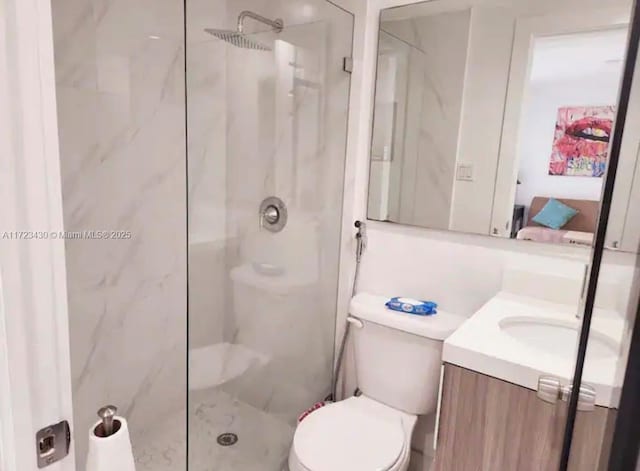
[433,364,612,471]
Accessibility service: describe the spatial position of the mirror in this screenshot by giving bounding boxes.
[368,0,639,251]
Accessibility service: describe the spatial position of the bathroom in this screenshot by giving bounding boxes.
[1,0,640,469]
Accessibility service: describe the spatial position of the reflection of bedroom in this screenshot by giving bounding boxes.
[513,28,627,245]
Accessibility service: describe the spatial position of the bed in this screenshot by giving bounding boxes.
[516,197,600,246]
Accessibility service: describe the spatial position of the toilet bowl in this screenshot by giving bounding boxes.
[288,396,416,471]
[288,293,465,471]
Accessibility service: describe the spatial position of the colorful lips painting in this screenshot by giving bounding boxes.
[548,105,615,177]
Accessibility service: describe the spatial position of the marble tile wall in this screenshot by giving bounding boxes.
[51,0,187,463]
[186,0,230,350]
[186,0,354,436]
[187,0,227,245]
[381,11,471,229]
[221,2,353,422]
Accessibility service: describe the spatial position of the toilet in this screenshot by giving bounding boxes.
[288,293,465,471]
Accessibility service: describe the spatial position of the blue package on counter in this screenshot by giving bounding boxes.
[385,297,438,315]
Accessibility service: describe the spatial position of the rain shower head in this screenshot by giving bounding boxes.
[204,10,283,51]
[204,29,273,51]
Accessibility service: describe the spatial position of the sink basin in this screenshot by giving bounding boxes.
[443,293,625,408]
[499,316,619,360]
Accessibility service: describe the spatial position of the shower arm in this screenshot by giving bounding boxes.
[237,11,284,34]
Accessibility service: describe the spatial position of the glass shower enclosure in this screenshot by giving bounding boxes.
[187,1,353,469]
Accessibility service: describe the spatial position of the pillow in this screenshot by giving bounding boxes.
[531,198,578,230]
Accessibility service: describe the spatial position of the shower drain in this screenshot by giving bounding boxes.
[216,433,238,447]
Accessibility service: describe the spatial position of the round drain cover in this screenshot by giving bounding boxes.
[217,433,238,446]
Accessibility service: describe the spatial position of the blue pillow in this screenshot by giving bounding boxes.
[532,198,578,230]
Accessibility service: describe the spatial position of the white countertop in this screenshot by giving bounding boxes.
[443,292,626,408]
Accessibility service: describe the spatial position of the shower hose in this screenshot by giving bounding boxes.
[330,220,366,401]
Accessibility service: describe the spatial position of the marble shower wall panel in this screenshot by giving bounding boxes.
[186,0,229,348]
[188,241,226,348]
[52,0,187,463]
[187,0,227,241]
[184,0,352,441]
[212,0,353,417]
[226,44,277,241]
[224,1,353,263]
[382,11,471,229]
[309,12,354,372]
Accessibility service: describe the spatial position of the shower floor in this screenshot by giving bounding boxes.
[132,389,294,471]
[132,390,431,471]
[132,410,186,470]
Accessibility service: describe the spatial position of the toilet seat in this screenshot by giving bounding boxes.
[290,397,412,471]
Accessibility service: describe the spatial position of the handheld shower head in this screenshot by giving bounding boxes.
[204,10,284,51]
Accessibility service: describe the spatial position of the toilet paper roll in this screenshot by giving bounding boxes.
[86,416,136,471]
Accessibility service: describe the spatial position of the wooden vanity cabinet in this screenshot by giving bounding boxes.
[433,364,615,471]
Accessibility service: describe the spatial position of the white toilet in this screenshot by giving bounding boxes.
[288,293,465,471]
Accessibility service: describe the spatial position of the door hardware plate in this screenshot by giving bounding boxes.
[36,420,71,468]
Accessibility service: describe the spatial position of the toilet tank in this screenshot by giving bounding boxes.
[349,293,465,415]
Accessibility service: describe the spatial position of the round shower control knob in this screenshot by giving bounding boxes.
[259,197,288,233]
[263,205,280,224]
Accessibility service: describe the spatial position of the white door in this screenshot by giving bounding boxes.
[0,0,76,470]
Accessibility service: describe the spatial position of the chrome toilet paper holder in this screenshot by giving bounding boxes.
[94,405,121,438]
[86,403,136,471]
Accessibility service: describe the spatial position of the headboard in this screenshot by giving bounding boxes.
[527,197,600,233]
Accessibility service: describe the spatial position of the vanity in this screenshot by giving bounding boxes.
[434,364,614,471]
[433,292,623,471]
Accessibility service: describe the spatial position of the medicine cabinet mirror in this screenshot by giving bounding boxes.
[367,0,640,252]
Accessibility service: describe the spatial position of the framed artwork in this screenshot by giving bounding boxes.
[548,105,614,177]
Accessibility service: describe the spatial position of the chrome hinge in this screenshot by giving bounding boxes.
[343,57,353,73]
[536,376,596,411]
[36,420,71,468]
[580,264,590,301]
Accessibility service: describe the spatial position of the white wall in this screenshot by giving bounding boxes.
[358,222,636,314]
[0,0,76,468]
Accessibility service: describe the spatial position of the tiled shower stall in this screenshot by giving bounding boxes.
[51,0,354,469]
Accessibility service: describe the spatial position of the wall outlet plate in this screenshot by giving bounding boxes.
[456,163,474,181]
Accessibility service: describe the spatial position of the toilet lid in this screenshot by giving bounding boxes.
[293,402,405,471]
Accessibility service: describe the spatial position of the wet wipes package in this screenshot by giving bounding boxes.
[385,297,438,315]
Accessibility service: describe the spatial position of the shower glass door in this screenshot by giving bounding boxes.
[186,1,353,469]
[563,2,640,468]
